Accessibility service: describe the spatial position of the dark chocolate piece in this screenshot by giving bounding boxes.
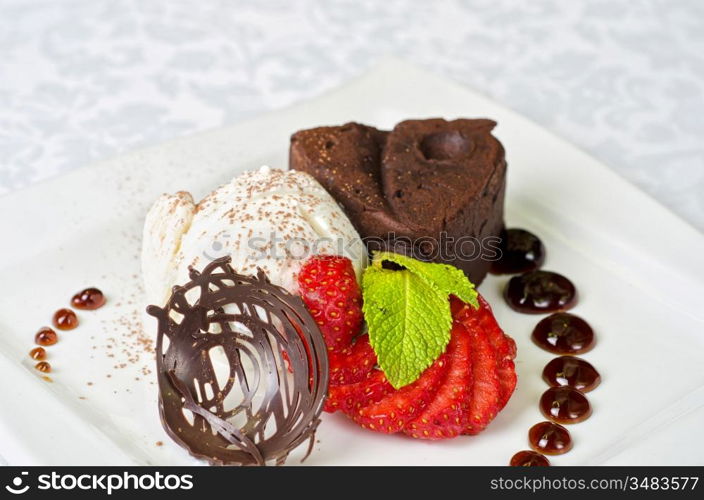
[147,257,329,466]
[290,119,506,284]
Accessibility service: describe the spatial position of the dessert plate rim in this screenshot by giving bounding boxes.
[1,58,703,466]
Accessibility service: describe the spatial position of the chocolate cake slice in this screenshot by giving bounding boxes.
[289,118,506,285]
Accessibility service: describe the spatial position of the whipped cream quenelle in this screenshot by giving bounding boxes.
[142,166,368,306]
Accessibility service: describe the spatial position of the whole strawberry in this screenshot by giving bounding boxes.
[297,255,364,352]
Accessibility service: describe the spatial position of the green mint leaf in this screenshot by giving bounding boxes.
[371,251,479,308]
[362,266,451,389]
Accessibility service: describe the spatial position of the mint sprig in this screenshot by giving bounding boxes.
[362,252,478,389]
[373,252,479,308]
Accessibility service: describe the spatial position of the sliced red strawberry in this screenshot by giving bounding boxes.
[476,296,517,358]
[325,369,393,414]
[322,287,515,439]
[353,353,449,434]
[297,255,363,352]
[495,356,517,410]
[474,296,517,410]
[404,322,473,440]
[452,295,517,411]
[463,323,501,435]
[328,334,377,386]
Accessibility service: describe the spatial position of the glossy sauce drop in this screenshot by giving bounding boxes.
[510,450,550,466]
[543,356,601,392]
[35,327,58,346]
[53,308,78,330]
[71,287,106,310]
[491,228,546,275]
[29,347,46,360]
[540,387,592,424]
[529,421,573,455]
[504,271,577,314]
[35,361,51,373]
[532,313,595,354]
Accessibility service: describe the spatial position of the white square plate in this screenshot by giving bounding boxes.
[1,60,703,466]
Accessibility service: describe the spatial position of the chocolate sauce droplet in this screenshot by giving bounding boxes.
[29,347,46,360]
[35,361,51,373]
[529,421,573,455]
[532,313,595,354]
[71,287,106,310]
[504,271,577,314]
[35,327,58,346]
[53,308,78,330]
[543,356,601,392]
[540,387,592,424]
[491,228,545,275]
[510,450,550,466]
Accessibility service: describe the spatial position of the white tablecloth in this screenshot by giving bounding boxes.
[1,0,703,230]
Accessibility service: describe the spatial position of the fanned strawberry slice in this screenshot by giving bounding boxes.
[472,295,518,411]
[328,334,377,386]
[404,321,473,440]
[325,369,393,414]
[463,318,501,435]
[475,296,517,409]
[495,363,517,410]
[353,353,450,434]
[452,296,517,411]
[495,351,517,410]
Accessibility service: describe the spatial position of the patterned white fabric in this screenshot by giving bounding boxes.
[1,0,702,229]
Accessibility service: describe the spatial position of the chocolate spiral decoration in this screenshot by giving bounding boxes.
[147,257,329,466]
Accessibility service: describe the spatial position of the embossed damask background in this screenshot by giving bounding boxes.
[1,0,703,229]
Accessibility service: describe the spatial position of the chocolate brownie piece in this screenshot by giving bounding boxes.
[289,118,506,285]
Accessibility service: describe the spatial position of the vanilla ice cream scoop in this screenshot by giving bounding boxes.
[142,166,368,306]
